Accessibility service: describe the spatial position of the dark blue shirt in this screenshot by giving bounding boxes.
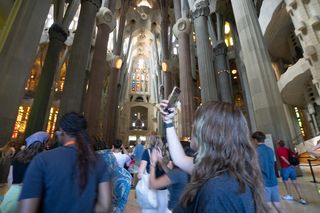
[256,144,278,187]
[134,144,144,161]
[167,168,189,210]
[19,146,111,213]
[174,174,255,213]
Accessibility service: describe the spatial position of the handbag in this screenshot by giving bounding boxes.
[135,150,158,209]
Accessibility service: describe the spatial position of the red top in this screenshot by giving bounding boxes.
[276,147,290,168]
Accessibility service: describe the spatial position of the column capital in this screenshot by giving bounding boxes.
[81,0,102,10]
[173,18,191,37]
[213,40,228,57]
[96,7,116,30]
[192,0,210,19]
[48,23,68,42]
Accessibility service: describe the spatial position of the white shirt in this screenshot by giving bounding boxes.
[113,152,131,168]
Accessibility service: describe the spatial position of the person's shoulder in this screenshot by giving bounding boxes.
[201,175,233,192]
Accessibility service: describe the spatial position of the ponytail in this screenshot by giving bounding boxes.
[59,112,97,191]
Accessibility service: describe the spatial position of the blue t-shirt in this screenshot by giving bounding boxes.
[174,174,255,213]
[256,144,278,187]
[167,168,189,210]
[134,144,144,161]
[19,146,111,213]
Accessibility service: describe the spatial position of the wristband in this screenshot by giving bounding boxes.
[164,122,174,128]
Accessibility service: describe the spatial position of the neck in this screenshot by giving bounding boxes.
[64,140,76,147]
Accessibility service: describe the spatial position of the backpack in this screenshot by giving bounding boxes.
[288,150,300,166]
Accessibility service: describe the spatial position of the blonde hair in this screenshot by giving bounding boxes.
[144,131,163,150]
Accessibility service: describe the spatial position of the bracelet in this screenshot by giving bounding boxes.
[164,122,174,128]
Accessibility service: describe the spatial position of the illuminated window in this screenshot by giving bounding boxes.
[131,59,149,93]
[46,107,59,138]
[54,62,67,92]
[12,106,31,139]
[224,21,233,47]
[294,107,305,137]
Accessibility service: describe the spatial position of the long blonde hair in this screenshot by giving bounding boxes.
[181,102,269,213]
[144,131,163,150]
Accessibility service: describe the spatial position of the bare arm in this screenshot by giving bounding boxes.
[18,198,40,213]
[280,156,291,166]
[138,160,147,179]
[121,145,129,155]
[308,143,320,157]
[166,126,194,174]
[7,165,13,189]
[95,182,112,213]
[160,100,194,174]
[149,163,171,189]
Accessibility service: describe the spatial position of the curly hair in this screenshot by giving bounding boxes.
[180,102,269,213]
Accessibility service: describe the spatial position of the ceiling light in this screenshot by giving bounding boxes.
[162,62,168,72]
[231,69,237,75]
[138,0,152,8]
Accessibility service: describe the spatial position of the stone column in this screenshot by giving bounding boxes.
[160,0,173,98]
[103,0,129,145]
[84,4,115,138]
[285,0,320,96]
[230,0,291,141]
[191,0,218,102]
[173,0,194,137]
[0,0,51,146]
[213,41,233,102]
[25,24,68,137]
[58,0,101,119]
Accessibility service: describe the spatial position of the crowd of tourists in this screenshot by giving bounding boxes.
[0,99,318,213]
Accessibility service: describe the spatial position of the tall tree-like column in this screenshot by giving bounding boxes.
[230,0,291,140]
[84,0,116,138]
[103,0,129,145]
[58,0,102,119]
[191,0,218,102]
[25,1,80,137]
[0,0,51,146]
[173,0,194,137]
[159,0,173,98]
[211,13,233,103]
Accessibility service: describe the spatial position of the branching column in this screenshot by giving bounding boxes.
[230,0,291,140]
[58,0,101,118]
[213,41,233,102]
[192,0,218,102]
[173,0,194,137]
[25,24,68,137]
[84,2,116,138]
[103,0,129,145]
[0,0,51,146]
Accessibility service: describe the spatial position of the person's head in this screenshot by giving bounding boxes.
[92,136,110,151]
[181,102,269,212]
[251,131,266,145]
[58,112,97,191]
[14,141,45,163]
[145,132,163,150]
[278,140,285,147]
[136,137,142,144]
[113,139,123,150]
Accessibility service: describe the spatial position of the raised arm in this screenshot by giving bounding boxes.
[160,100,194,174]
[149,149,171,189]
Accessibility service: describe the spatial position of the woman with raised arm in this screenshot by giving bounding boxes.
[160,100,269,213]
[18,112,112,213]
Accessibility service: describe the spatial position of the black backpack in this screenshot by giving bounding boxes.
[288,150,300,166]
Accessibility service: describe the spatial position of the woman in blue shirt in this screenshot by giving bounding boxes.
[18,112,112,213]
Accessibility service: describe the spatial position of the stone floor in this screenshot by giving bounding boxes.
[1,166,320,213]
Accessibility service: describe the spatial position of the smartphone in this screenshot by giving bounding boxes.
[165,86,181,112]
